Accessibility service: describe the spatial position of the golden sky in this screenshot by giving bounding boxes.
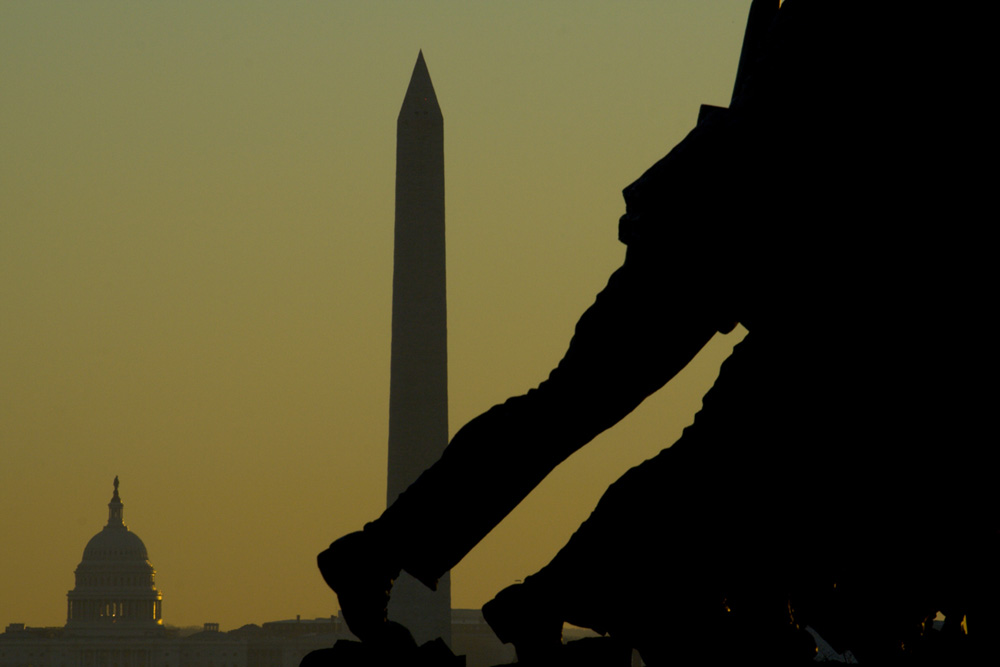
[1,1,751,629]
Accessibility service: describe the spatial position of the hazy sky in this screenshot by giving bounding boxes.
[2,1,752,630]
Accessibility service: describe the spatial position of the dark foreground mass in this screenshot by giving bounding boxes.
[309,1,996,665]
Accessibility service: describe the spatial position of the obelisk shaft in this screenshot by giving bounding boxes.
[386,51,451,647]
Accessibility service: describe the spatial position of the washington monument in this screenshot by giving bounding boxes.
[386,51,451,646]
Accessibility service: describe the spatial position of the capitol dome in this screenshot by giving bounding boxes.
[66,477,164,635]
[81,520,149,562]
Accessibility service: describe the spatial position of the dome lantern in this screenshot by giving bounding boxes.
[107,475,124,527]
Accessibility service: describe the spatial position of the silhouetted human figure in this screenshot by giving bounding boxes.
[318,2,994,664]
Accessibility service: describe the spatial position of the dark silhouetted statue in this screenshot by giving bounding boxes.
[312,2,995,665]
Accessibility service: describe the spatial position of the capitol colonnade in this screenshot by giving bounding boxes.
[66,600,162,625]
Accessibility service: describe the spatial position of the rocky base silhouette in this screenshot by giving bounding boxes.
[299,621,465,667]
[296,614,985,666]
[298,633,635,667]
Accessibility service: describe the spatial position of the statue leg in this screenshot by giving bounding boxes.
[372,248,720,586]
[483,338,819,664]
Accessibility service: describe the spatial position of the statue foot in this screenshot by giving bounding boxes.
[483,583,564,663]
[317,531,400,642]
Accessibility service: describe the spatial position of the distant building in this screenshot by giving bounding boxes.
[65,476,164,636]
